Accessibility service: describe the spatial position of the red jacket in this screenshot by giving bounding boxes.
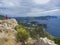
[5,16,8,20]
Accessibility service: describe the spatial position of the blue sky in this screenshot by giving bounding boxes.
[0,0,60,17]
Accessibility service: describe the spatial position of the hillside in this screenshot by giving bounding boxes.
[0,18,57,45]
[15,20,57,45]
[0,15,5,20]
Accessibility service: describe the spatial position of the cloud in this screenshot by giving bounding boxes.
[0,0,32,17]
[26,8,60,17]
[0,0,21,7]
[0,0,60,17]
[33,0,50,5]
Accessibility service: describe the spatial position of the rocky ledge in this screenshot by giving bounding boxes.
[0,19,18,45]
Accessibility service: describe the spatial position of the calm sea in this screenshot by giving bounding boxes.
[38,17,60,37]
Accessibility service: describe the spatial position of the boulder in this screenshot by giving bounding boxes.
[34,37,57,45]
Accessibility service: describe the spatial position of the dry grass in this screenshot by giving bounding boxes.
[0,31,16,45]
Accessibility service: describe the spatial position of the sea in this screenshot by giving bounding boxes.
[38,17,60,37]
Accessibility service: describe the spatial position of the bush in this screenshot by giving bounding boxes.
[15,25,22,30]
[53,38,60,45]
[16,28,30,45]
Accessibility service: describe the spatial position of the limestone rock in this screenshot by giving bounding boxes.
[0,19,18,45]
[34,37,57,45]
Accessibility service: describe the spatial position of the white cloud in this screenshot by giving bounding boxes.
[0,0,21,7]
[26,8,60,17]
[0,0,60,17]
[33,0,50,5]
[42,9,59,13]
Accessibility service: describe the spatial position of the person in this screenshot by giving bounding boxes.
[5,15,8,20]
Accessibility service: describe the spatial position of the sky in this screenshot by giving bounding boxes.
[0,0,60,17]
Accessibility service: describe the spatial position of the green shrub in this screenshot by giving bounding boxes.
[15,25,21,30]
[16,28,30,45]
[53,38,60,45]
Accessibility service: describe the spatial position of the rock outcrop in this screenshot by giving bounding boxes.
[34,37,57,45]
[0,19,18,45]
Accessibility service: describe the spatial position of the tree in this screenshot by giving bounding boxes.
[17,28,30,45]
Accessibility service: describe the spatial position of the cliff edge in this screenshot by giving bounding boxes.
[0,19,57,45]
[0,19,18,45]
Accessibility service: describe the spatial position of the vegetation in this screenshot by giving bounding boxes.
[15,22,53,39]
[0,16,59,45]
[16,28,30,45]
[53,38,60,45]
[15,22,60,45]
[0,15,5,20]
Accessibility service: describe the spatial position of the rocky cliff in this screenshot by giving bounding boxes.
[34,37,57,45]
[0,19,18,45]
[27,37,57,45]
[0,19,57,45]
